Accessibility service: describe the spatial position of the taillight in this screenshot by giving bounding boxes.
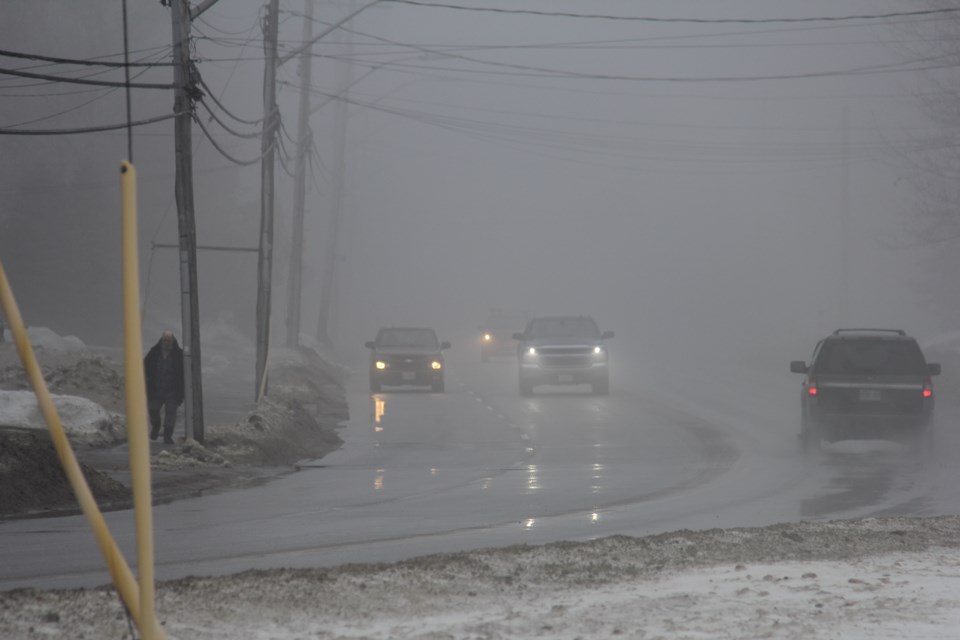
[923,377,933,398]
[806,376,817,396]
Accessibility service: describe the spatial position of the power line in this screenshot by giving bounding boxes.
[196,99,262,138]
[0,47,174,67]
[196,74,266,124]
[294,17,960,84]
[0,66,173,89]
[0,112,179,135]
[338,50,959,83]
[383,1,960,24]
[192,112,276,165]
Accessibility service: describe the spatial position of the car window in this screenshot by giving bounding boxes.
[527,317,600,339]
[813,339,927,375]
[377,328,439,348]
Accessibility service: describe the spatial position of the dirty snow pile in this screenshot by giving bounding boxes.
[2,516,960,639]
[0,389,124,446]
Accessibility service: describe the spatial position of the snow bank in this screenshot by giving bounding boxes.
[0,390,123,445]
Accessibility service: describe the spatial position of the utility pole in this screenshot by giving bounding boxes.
[316,2,355,347]
[285,0,315,349]
[256,0,281,400]
[169,0,205,443]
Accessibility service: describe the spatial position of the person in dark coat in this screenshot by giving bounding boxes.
[143,330,185,444]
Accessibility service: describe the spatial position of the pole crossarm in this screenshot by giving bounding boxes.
[191,0,223,20]
[153,242,259,253]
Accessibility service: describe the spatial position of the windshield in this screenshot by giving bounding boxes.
[814,339,928,375]
[376,328,439,348]
[527,317,600,340]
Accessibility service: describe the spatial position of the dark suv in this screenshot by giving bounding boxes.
[513,316,613,396]
[790,329,940,451]
[365,327,450,393]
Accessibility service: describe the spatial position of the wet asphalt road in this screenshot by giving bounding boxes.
[2,344,960,590]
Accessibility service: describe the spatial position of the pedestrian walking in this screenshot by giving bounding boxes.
[143,330,185,444]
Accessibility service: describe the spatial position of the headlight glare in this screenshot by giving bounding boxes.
[483,334,492,341]
[431,361,442,370]
[527,347,537,356]
[375,361,387,370]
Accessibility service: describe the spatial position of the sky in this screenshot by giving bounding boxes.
[1,0,958,374]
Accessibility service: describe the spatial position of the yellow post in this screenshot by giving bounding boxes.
[120,160,160,640]
[0,261,163,638]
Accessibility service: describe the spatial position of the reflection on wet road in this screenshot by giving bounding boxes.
[3,350,960,591]
[801,441,938,518]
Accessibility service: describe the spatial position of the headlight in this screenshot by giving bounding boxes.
[527,347,537,356]
[483,334,492,341]
[593,346,604,355]
[431,361,443,370]
[375,361,388,370]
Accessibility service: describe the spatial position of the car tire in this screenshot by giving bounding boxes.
[432,377,445,393]
[592,375,609,396]
[481,351,489,363]
[519,375,534,397]
[370,377,381,393]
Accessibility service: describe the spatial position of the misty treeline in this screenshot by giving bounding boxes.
[894,0,960,322]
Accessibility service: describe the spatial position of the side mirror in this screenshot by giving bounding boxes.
[365,341,375,349]
[790,360,808,374]
[441,341,451,350]
[602,330,614,339]
[928,362,942,376]
[512,332,524,341]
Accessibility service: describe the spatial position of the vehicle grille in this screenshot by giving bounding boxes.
[385,355,431,371]
[537,346,594,368]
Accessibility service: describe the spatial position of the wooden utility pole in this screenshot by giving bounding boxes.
[169,0,205,443]
[316,3,355,346]
[285,0,315,348]
[256,0,281,400]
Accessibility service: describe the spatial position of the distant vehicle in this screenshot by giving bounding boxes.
[478,309,524,362]
[513,316,613,396]
[365,327,450,393]
[789,328,940,452]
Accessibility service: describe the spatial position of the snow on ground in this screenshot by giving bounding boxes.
[2,517,960,639]
[0,389,123,445]
[3,328,960,638]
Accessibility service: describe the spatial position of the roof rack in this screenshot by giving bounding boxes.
[832,328,906,336]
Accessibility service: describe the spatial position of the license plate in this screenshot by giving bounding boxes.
[859,389,881,402]
[557,374,574,383]
[401,372,416,381]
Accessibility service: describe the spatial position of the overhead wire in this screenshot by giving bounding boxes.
[2,65,159,128]
[0,113,179,135]
[382,1,960,25]
[192,112,277,166]
[0,66,173,89]
[291,15,960,85]
[196,99,262,138]
[299,83,928,169]
[196,74,266,125]
[0,47,174,68]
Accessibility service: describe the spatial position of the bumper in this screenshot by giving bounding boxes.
[372,370,443,387]
[519,363,608,386]
[810,411,933,442]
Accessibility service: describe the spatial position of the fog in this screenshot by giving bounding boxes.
[1,0,955,383]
